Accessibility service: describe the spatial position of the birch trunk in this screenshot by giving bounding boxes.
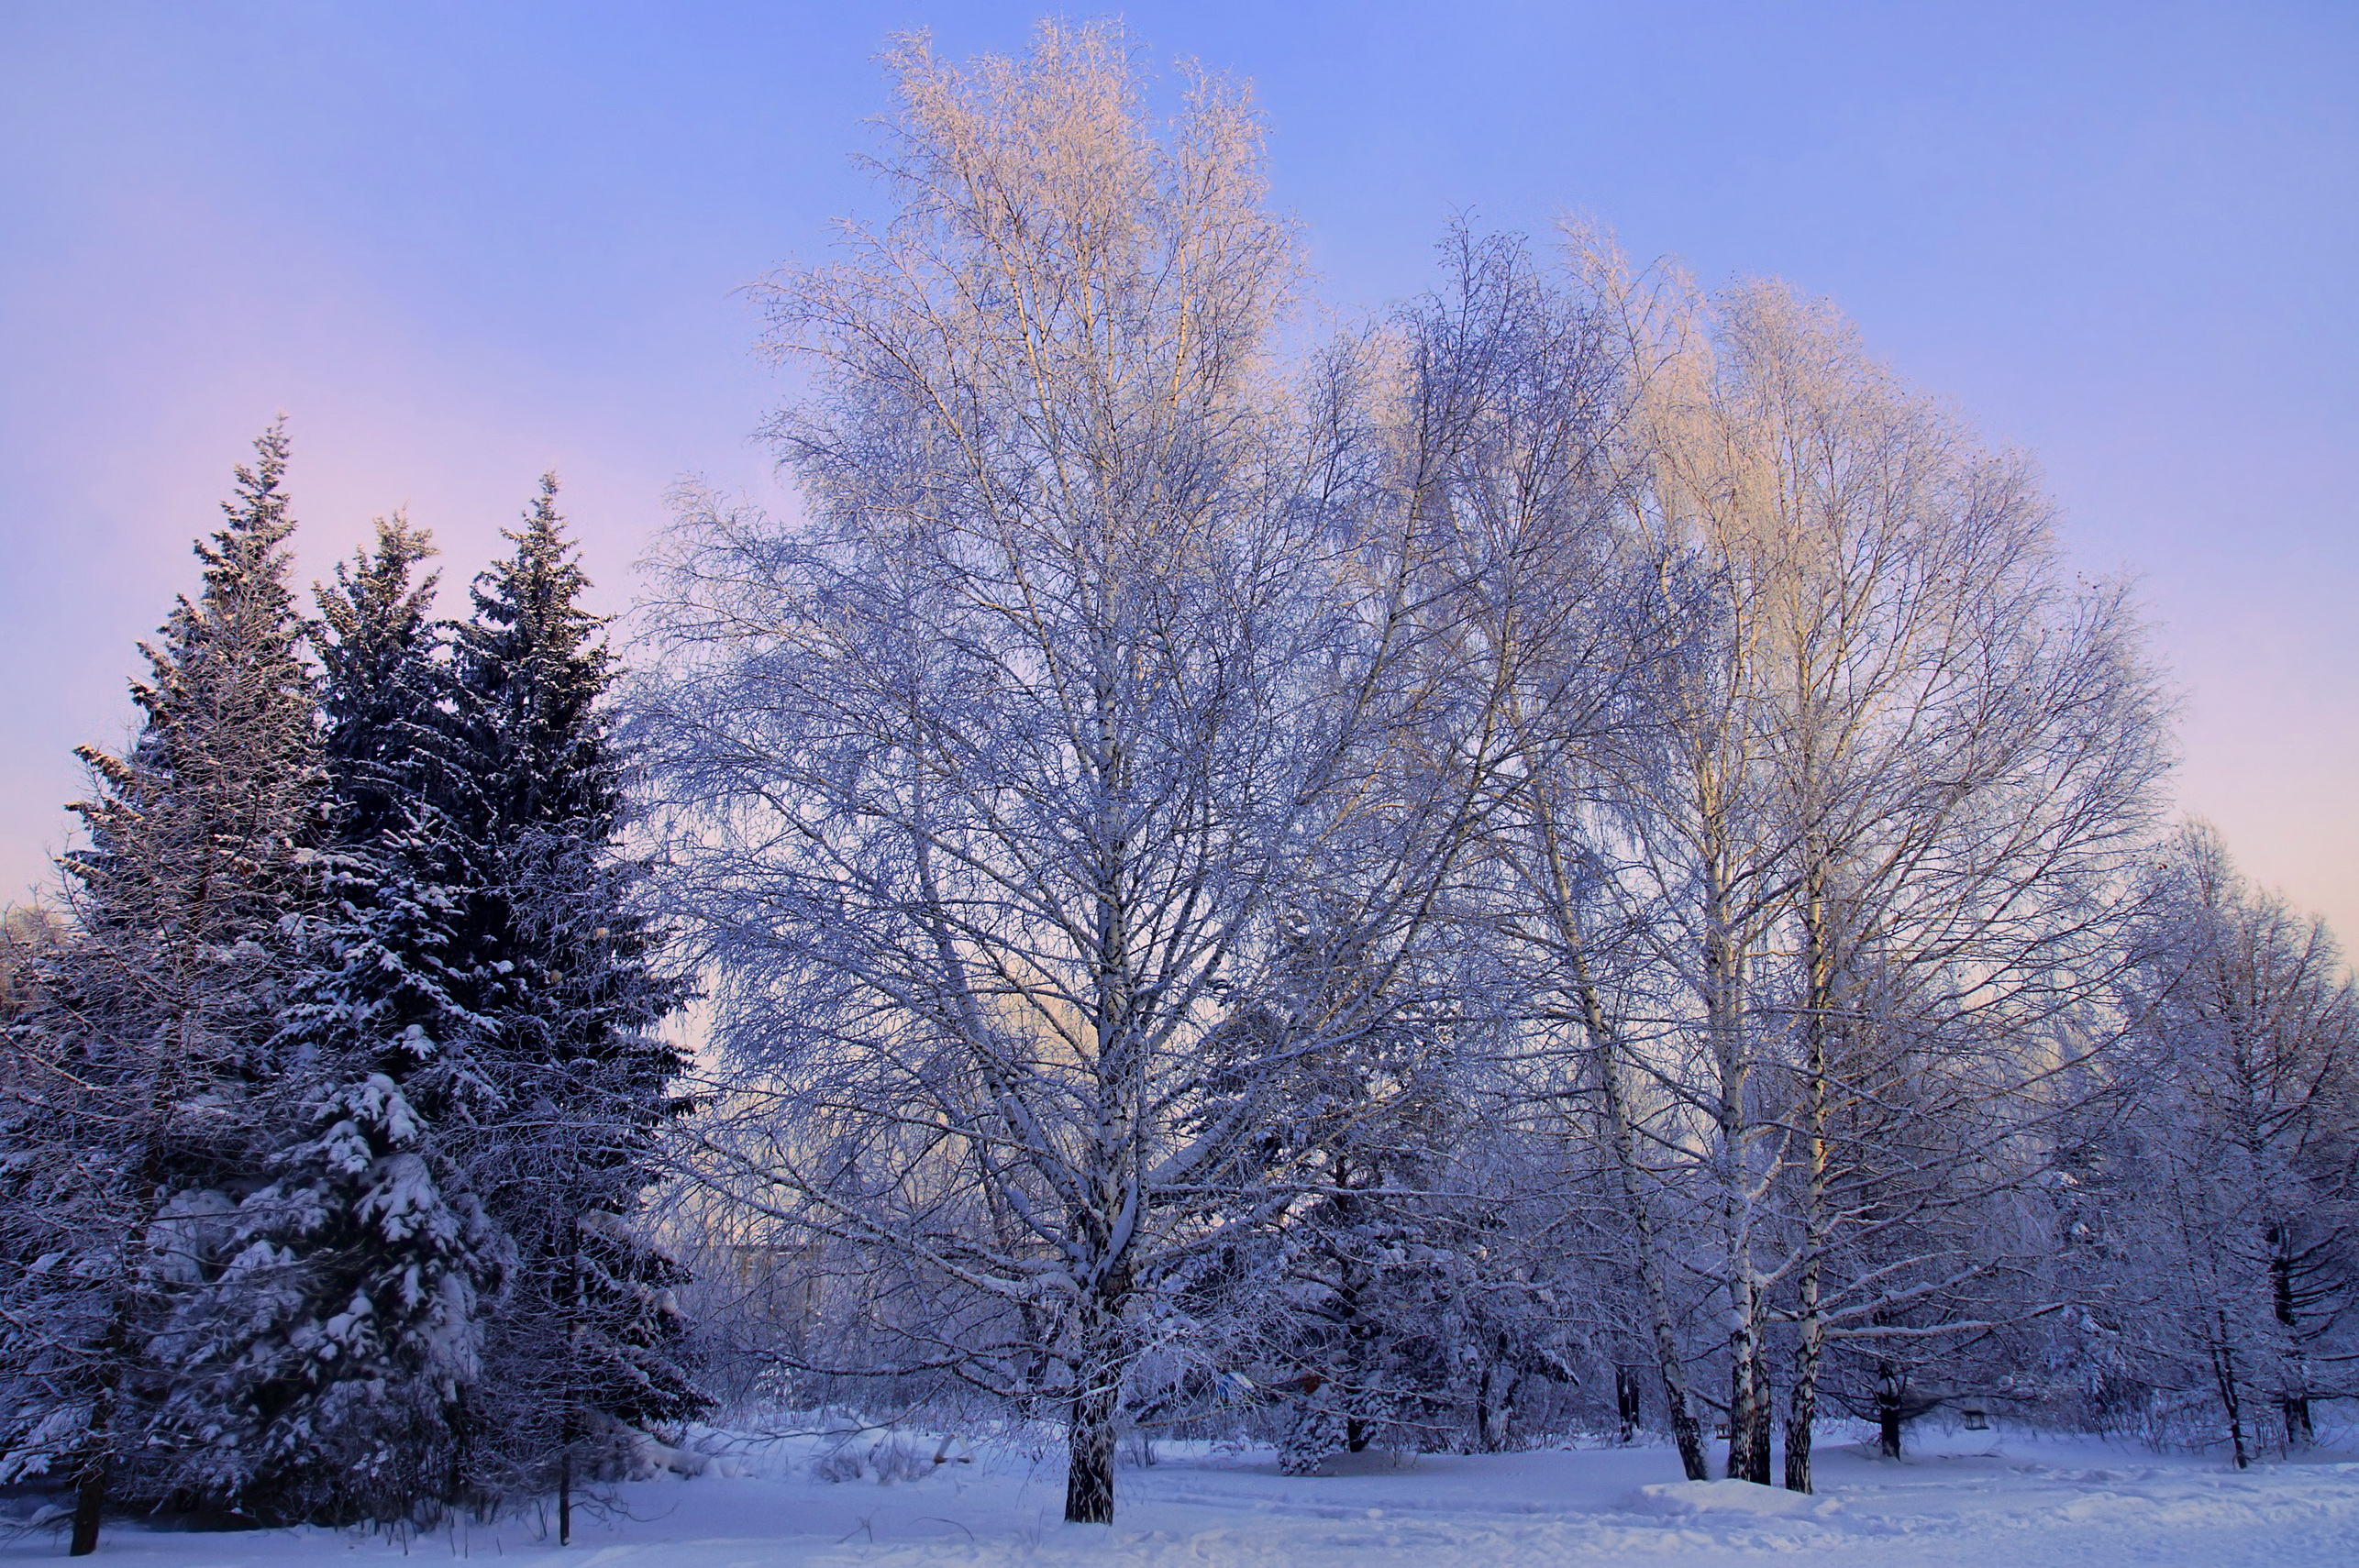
[1064,1293,1125,1524]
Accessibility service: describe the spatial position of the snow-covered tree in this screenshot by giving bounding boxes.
[449,477,698,1533]
[636,24,1493,1523]
[1694,282,2165,1489]
[181,513,507,1526]
[0,907,66,1022]
[0,425,323,1554]
[2098,824,2359,1464]
[1453,246,2171,1488]
[1185,922,1468,1471]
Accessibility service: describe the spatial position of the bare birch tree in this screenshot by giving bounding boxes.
[1481,246,2169,1487]
[1695,282,2168,1490]
[1360,228,1726,1472]
[2104,824,2359,1464]
[634,24,1468,1523]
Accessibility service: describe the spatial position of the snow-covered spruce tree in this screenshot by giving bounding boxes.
[0,425,323,1555]
[1199,926,1459,1473]
[180,513,509,1526]
[448,477,698,1533]
[1190,916,1569,1470]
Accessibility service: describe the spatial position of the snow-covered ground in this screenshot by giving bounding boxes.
[8,1424,2359,1566]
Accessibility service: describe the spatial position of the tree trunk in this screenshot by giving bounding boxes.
[447,1386,472,1513]
[69,1276,142,1556]
[69,1365,120,1557]
[1066,725,1135,1529]
[1727,1353,1753,1479]
[1065,1383,1118,1523]
[69,1459,107,1558]
[1755,1361,1775,1481]
[1726,1348,1764,1480]
[68,1336,123,1557]
[2211,1315,2250,1469]
[1877,1361,1904,1459]
[1479,1343,1521,1452]
[1784,900,1833,1494]
[560,1243,586,1545]
[1661,1353,1708,1480]
[1616,1365,1644,1445]
[2270,1236,2312,1450]
[1704,826,1769,1488]
[2283,1392,2314,1450]
[1782,1381,1817,1494]
[1064,1304,1123,1524]
[1567,924,1708,1480]
[1726,1298,1773,1483]
[1338,1215,1376,1455]
[1784,1252,1824,1492]
[1623,1182,1709,1477]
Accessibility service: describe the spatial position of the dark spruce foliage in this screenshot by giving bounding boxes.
[202,513,508,1526]
[446,476,703,1518]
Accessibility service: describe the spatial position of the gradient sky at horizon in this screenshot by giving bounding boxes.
[3,1,2353,940]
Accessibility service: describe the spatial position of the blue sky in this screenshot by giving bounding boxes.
[3,0,2353,937]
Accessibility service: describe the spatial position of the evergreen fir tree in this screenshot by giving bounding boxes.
[1188,913,1571,1467]
[190,514,508,1525]
[0,424,322,1554]
[446,476,701,1521]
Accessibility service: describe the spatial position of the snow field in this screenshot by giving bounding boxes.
[7,1426,2359,1567]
